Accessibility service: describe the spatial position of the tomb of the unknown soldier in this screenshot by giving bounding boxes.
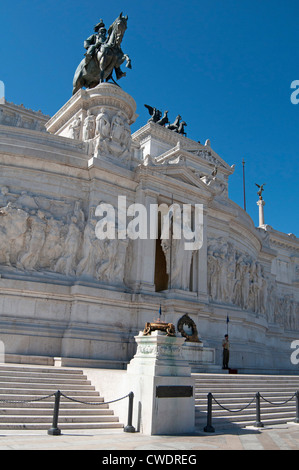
[0,11,298,437]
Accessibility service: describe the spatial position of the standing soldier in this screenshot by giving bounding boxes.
[222,334,230,370]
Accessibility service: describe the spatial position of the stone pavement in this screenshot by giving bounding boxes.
[1,423,299,451]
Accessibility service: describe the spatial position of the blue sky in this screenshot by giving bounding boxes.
[1,0,298,236]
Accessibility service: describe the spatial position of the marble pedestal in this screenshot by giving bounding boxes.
[125,330,195,435]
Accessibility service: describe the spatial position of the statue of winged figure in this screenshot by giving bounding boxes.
[255,183,266,198]
[144,105,162,123]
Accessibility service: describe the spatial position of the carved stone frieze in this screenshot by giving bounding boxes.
[0,187,129,286]
[207,236,299,330]
[0,100,50,132]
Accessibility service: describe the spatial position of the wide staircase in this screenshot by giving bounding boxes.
[2,365,299,431]
[0,364,124,431]
[194,373,299,430]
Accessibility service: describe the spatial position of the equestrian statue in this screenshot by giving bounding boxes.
[72,13,132,95]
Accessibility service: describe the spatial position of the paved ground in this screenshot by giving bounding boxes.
[1,423,299,451]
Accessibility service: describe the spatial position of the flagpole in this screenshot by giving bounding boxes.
[169,194,173,290]
[242,158,246,212]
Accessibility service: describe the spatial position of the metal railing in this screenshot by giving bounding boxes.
[0,391,135,435]
[203,390,299,432]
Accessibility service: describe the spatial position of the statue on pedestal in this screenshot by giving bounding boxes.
[255,183,266,199]
[72,13,132,95]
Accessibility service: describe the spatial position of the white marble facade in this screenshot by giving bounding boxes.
[0,84,298,373]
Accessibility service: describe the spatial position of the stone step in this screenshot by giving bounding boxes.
[0,407,114,416]
[195,381,299,387]
[196,389,298,396]
[0,363,123,430]
[0,365,83,375]
[0,381,94,393]
[193,373,299,429]
[196,414,297,428]
[0,400,109,409]
[194,373,299,380]
[195,376,299,383]
[0,387,99,395]
[0,414,120,423]
[0,422,124,431]
[0,374,90,385]
[196,387,299,394]
[0,382,94,391]
[195,395,297,405]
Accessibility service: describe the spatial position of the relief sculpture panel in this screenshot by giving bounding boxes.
[207,237,299,330]
[0,187,129,286]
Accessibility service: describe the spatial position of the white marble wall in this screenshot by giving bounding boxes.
[0,84,298,373]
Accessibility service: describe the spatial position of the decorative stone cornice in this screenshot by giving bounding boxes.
[46,83,137,135]
[132,123,234,175]
[0,99,50,132]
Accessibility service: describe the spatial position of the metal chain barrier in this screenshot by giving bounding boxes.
[0,393,56,404]
[259,392,296,406]
[204,389,299,433]
[0,390,136,435]
[47,390,136,435]
[212,394,256,413]
[59,391,131,406]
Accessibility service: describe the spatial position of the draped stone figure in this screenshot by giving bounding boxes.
[54,216,82,276]
[19,210,47,271]
[40,217,64,270]
[0,203,28,266]
[161,216,194,291]
[96,238,128,284]
[76,216,103,278]
[69,115,81,139]
[95,108,111,139]
[82,111,96,141]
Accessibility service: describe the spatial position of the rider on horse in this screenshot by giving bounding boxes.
[84,20,107,68]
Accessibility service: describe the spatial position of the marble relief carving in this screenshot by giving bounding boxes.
[208,237,299,330]
[68,107,132,162]
[0,187,128,285]
[161,234,195,291]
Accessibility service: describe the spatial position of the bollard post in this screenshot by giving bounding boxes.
[204,392,215,433]
[48,390,62,435]
[124,392,135,433]
[295,391,299,424]
[254,392,264,428]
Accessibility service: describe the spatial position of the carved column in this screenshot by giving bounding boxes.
[196,210,208,299]
[257,198,265,227]
[125,188,157,292]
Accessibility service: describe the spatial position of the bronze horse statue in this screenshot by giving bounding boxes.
[72,13,131,95]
